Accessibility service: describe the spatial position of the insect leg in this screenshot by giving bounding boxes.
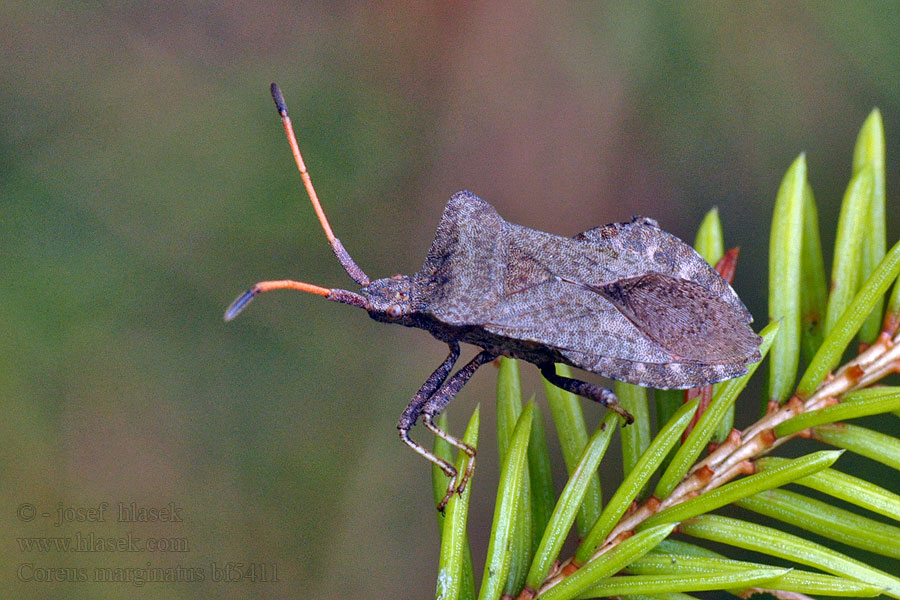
[422,350,498,510]
[398,343,462,503]
[540,364,635,424]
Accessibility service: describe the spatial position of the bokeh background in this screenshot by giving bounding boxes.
[3,3,900,598]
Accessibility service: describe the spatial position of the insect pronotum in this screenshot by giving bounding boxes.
[226,83,762,510]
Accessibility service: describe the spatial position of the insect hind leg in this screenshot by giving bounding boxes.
[540,364,635,424]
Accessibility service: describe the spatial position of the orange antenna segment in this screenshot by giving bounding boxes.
[255,279,332,296]
[271,84,335,243]
[224,279,330,322]
[270,83,370,286]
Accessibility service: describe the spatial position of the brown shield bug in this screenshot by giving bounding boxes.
[226,83,762,510]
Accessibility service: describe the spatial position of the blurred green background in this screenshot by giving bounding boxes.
[3,3,900,598]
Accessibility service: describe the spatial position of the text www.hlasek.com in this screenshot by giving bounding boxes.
[17,532,188,553]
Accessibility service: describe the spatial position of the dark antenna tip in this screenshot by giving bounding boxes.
[270,82,287,116]
[224,289,258,322]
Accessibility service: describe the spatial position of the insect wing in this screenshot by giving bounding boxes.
[573,218,751,322]
[484,219,760,389]
[594,272,761,363]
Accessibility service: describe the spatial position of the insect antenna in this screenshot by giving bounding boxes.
[224,84,373,322]
[270,82,371,286]
[224,279,367,322]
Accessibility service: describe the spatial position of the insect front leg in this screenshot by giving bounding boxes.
[421,350,497,511]
[398,342,460,462]
[540,364,635,424]
[398,343,462,503]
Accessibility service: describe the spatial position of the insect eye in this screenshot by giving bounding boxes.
[387,304,403,319]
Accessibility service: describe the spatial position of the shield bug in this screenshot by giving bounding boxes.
[226,83,762,510]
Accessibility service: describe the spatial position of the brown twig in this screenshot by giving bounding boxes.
[529,324,900,598]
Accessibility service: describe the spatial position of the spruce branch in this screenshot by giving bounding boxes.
[433,109,900,600]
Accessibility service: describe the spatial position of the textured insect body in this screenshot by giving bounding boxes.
[396,192,760,388]
[227,83,762,510]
